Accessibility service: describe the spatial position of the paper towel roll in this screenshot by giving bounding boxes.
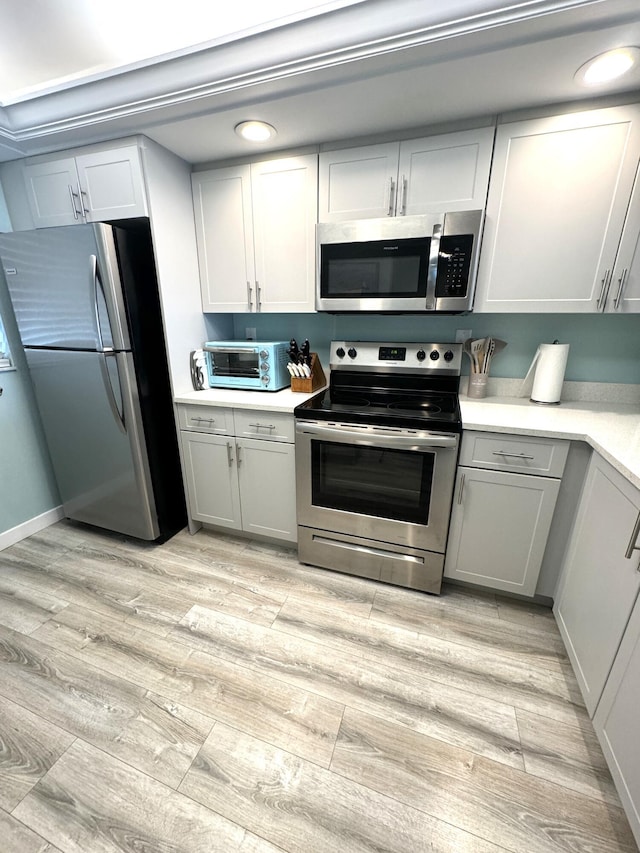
[525,342,570,405]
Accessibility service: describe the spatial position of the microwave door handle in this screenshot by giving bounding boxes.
[424,223,442,311]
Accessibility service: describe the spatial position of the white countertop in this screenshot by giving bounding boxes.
[174,386,640,490]
[461,395,640,490]
[174,386,327,413]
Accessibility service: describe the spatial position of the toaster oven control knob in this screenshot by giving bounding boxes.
[444,350,454,362]
[416,349,426,361]
[336,347,345,358]
[430,350,440,361]
[259,350,269,360]
[261,375,270,385]
[260,362,269,371]
[348,347,357,359]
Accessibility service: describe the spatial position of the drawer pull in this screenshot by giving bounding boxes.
[492,451,535,461]
[191,416,215,424]
[624,511,640,560]
[248,423,276,431]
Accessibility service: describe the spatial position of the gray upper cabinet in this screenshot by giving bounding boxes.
[474,104,640,313]
[318,128,494,222]
[23,145,148,227]
[554,452,640,716]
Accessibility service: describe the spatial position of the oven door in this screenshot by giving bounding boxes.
[295,420,459,553]
[206,347,262,389]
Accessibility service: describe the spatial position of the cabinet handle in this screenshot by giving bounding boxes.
[68,185,81,220]
[613,268,628,310]
[457,472,465,505]
[246,281,253,310]
[624,510,640,560]
[492,451,535,460]
[256,281,262,312]
[399,174,408,215]
[596,269,612,311]
[226,441,234,467]
[248,422,275,430]
[190,416,215,425]
[236,445,243,466]
[387,178,396,216]
[79,188,90,216]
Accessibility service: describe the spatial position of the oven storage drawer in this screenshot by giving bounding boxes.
[298,526,444,594]
[234,409,295,443]
[459,431,569,477]
[178,404,234,435]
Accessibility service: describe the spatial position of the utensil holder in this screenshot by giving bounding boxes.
[468,374,488,399]
[291,353,326,393]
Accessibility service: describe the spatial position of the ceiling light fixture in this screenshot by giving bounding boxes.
[234,120,277,142]
[575,47,640,86]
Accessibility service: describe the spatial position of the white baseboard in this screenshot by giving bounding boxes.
[0,506,65,551]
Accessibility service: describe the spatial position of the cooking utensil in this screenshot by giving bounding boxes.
[470,338,487,373]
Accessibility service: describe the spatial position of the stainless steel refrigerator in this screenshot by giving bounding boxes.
[0,220,186,541]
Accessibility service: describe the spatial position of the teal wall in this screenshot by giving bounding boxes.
[228,312,640,384]
[0,268,59,537]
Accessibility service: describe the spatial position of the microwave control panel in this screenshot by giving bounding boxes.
[435,234,474,297]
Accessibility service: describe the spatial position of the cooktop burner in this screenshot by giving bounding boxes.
[294,340,463,433]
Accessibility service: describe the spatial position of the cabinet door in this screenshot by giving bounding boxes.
[318,143,399,221]
[398,128,493,215]
[192,165,255,313]
[251,155,317,313]
[236,438,297,542]
[475,105,640,312]
[75,146,147,221]
[444,466,560,596]
[180,431,242,530]
[554,454,640,715]
[594,596,640,848]
[609,164,640,313]
[23,158,82,227]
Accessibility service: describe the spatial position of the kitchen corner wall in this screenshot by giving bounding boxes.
[222,313,640,385]
[0,268,60,539]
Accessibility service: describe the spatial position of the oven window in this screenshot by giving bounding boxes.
[311,441,433,525]
[210,350,260,377]
[320,237,429,299]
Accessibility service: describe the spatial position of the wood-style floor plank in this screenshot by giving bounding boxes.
[0,625,213,788]
[33,605,345,767]
[272,597,587,725]
[14,739,284,853]
[173,604,524,768]
[330,706,637,853]
[0,577,68,635]
[0,808,62,853]
[179,720,510,853]
[0,693,74,810]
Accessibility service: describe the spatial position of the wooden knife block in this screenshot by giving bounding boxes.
[291,353,326,393]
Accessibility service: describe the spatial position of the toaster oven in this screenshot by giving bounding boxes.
[204,341,290,391]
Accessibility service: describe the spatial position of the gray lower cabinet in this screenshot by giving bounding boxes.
[554,453,640,716]
[179,405,297,542]
[594,595,640,849]
[444,432,568,596]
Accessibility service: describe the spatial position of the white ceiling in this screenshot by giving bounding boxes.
[1,0,640,165]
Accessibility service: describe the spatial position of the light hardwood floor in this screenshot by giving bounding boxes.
[0,520,636,853]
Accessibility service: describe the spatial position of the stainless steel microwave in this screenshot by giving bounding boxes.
[316,210,483,313]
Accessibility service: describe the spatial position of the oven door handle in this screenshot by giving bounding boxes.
[296,421,458,449]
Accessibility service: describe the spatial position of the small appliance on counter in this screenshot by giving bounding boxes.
[204,340,290,391]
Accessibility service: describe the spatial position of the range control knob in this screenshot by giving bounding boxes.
[348,347,357,359]
[416,349,426,361]
[430,350,440,361]
[444,350,454,362]
[336,347,345,358]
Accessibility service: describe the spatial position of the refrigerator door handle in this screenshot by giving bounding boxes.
[92,224,131,350]
[90,254,109,353]
[99,351,126,434]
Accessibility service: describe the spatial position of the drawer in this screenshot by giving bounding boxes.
[460,431,569,478]
[178,404,234,435]
[233,409,295,443]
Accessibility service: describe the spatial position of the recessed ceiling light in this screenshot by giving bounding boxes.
[575,47,640,87]
[234,120,277,142]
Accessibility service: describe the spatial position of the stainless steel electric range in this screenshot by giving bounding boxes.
[294,340,463,593]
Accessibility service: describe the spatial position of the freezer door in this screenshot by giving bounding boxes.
[0,225,119,351]
[26,348,160,540]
